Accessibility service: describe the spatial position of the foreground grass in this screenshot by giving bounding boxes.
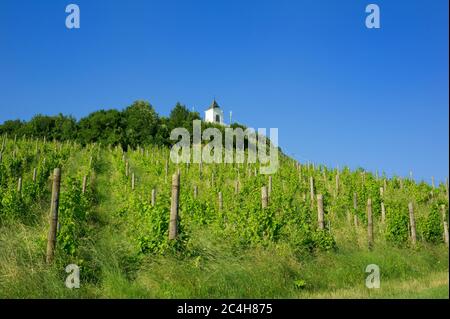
[1,221,447,298]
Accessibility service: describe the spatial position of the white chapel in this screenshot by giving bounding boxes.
[204,99,225,125]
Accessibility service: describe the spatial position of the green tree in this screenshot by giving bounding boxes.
[123,100,159,148]
[77,109,124,146]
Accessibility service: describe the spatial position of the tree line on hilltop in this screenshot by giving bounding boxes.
[0,101,247,149]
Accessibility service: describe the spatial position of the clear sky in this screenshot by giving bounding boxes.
[0,0,448,183]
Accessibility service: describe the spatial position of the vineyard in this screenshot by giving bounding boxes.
[0,135,448,298]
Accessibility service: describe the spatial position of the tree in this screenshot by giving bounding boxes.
[168,102,200,131]
[122,100,159,147]
[77,109,124,146]
[0,120,25,136]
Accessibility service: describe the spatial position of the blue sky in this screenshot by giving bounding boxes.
[0,0,448,183]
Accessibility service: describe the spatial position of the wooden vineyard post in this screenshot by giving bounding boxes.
[441,205,449,247]
[431,176,435,190]
[383,179,387,194]
[82,175,87,194]
[17,177,22,194]
[169,173,180,240]
[33,168,37,182]
[261,186,268,209]
[151,189,156,207]
[131,173,135,190]
[125,161,129,177]
[268,175,273,198]
[46,168,61,264]
[317,194,324,230]
[335,173,339,198]
[165,160,169,183]
[234,180,239,194]
[354,215,359,227]
[194,185,198,199]
[309,176,315,206]
[367,198,373,249]
[408,202,417,246]
[218,192,223,211]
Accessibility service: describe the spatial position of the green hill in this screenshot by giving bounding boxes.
[0,134,448,298]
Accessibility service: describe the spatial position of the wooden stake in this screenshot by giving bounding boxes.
[381,202,386,223]
[169,173,180,240]
[165,160,169,183]
[441,205,449,247]
[309,176,315,204]
[367,198,373,249]
[335,173,339,198]
[151,189,156,207]
[317,194,324,230]
[218,192,223,211]
[32,168,37,182]
[261,186,268,209]
[131,173,135,190]
[408,202,417,246]
[194,185,198,199]
[268,175,272,197]
[46,168,61,264]
[82,175,87,194]
[17,177,22,193]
